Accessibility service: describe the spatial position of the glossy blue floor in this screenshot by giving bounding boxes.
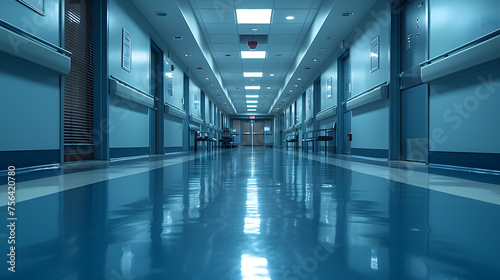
[1,147,500,280]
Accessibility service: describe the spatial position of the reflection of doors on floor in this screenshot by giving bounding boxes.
[241,120,265,146]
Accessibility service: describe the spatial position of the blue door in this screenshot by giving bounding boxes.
[400,0,428,162]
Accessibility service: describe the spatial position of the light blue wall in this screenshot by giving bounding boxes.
[0,0,60,45]
[165,60,185,110]
[320,61,338,111]
[189,79,201,118]
[428,0,500,154]
[0,0,61,152]
[348,0,390,150]
[296,95,303,123]
[305,85,314,121]
[0,53,60,151]
[429,59,500,153]
[429,0,500,57]
[108,0,152,149]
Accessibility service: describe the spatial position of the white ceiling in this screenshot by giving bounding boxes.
[131,0,378,116]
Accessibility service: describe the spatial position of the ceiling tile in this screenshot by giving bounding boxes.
[209,34,239,44]
[199,9,236,24]
[237,24,271,34]
[270,24,304,35]
[267,35,298,44]
[211,44,241,52]
[205,24,238,35]
[273,0,313,8]
[193,0,234,9]
[267,44,295,52]
[234,0,274,9]
[272,9,309,24]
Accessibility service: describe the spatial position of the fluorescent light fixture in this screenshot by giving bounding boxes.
[246,100,258,103]
[236,9,272,24]
[245,86,260,90]
[267,87,271,89]
[269,74,275,77]
[246,95,259,98]
[286,16,295,20]
[247,105,258,108]
[241,51,266,59]
[247,109,257,112]
[243,72,263,77]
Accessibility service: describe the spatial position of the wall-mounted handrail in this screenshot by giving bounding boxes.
[0,19,71,75]
[420,32,500,83]
[109,77,154,108]
[346,83,388,111]
[304,117,314,125]
[420,28,500,67]
[164,102,186,119]
[164,102,184,112]
[0,19,71,56]
[190,114,204,124]
[316,105,337,121]
[109,75,153,98]
[349,82,388,101]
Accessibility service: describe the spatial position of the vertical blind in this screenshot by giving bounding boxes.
[63,0,95,156]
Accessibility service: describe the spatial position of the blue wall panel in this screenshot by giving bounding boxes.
[428,0,500,161]
[348,0,390,151]
[320,61,338,111]
[429,61,500,153]
[429,0,500,57]
[0,0,60,45]
[0,53,60,151]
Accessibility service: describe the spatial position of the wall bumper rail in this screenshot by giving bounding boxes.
[189,124,200,131]
[109,76,154,108]
[346,83,388,111]
[283,127,295,133]
[316,105,337,121]
[164,102,186,119]
[421,29,500,83]
[294,122,303,129]
[190,114,204,124]
[0,19,71,75]
[304,117,313,125]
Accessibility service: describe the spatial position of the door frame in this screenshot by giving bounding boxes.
[150,40,164,155]
[390,0,430,163]
[337,49,351,155]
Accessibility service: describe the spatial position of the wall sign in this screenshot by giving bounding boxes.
[122,28,132,72]
[165,60,173,96]
[326,77,333,99]
[370,37,380,72]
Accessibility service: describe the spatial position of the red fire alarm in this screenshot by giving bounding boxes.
[250,116,255,119]
[247,41,258,50]
[348,133,352,141]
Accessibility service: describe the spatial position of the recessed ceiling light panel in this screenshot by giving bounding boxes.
[236,9,272,24]
[241,51,267,59]
[245,86,260,90]
[286,16,295,20]
[246,95,259,98]
[243,72,263,77]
